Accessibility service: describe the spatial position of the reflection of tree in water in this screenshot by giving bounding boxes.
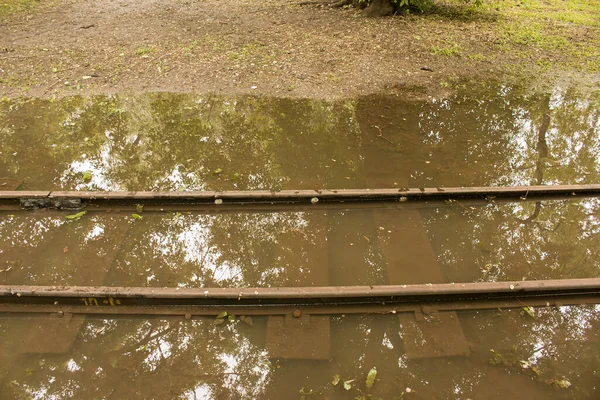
[0,211,328,288]
[1,83,598,191]
[1,305,598,399]
[410,84,600,187]
[1,318,272,399]
[0,95,361,191]
[1,84,600,398]
[424,197,600,283]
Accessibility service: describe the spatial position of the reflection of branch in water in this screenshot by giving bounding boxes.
[106,323,176,357]
[534,113,551,185]
[517,114,551,224]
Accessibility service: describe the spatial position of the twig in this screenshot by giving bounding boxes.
[373,125,395,145]
[43,79,61,95]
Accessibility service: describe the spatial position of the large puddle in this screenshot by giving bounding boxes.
[1,83,599,398]
[0,307,598,399]
[1,83,599,191]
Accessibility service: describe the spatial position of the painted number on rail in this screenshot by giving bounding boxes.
[80,297,122,306]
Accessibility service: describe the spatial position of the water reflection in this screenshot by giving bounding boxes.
[0,198,599,287]
[1,84,598,191]
[0,304,598,399]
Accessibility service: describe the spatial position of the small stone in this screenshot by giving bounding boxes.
[292,309,302,318]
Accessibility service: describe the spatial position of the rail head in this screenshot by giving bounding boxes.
[1,185,599,210]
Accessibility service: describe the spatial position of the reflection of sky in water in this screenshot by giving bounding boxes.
[1,83,599,191]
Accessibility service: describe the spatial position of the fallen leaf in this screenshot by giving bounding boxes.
[547,378,571,389]
[82,170,92,183]
[136,204,144,213]
[331,374,341,386]
[366,367,377,390]
[213,318,225,326]
[523,306,535,318]
[343,379,354,391]
[216,311,228,319]
[132,213,143,220]
[63,247,68,253]
[65,211,87,220]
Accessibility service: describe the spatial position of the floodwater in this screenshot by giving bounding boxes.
[1,82,599,398]
[0,307,598,399]
[0,198,600,288]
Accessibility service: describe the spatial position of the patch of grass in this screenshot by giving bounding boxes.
[431,44,461,57]
[432,0,599,73]
[135,46,155,56]
[226,42,268,62]
[485,0,600,27]
[467,53,490,61]
[183,41,199,55]
[0,0,40,18]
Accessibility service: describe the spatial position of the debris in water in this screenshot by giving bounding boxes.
[547,378,571,389]
[311,197,319,204]
[215,199,223,205]
[366,367,377,390]
[132,213,143,220]
[82,170,92,183]
[331,374,341,386]
[65,211,87,220]
[522,306,535,318]
[343,380,354,390]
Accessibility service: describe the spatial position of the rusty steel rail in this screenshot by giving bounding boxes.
[1,184,599,210]
[1,279,599,316]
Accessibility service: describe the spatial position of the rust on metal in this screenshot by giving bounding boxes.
[1,184,599,210]
[0,279,599,316]
[0,293,598,317]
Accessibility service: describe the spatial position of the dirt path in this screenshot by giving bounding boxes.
[0,0,598,99]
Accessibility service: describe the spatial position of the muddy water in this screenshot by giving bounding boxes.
[0,306,599,399]
[0,197,599,287]
[0,83,599,398]
[1,84,599,191]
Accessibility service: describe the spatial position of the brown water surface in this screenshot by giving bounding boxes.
[1,83,599,398]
